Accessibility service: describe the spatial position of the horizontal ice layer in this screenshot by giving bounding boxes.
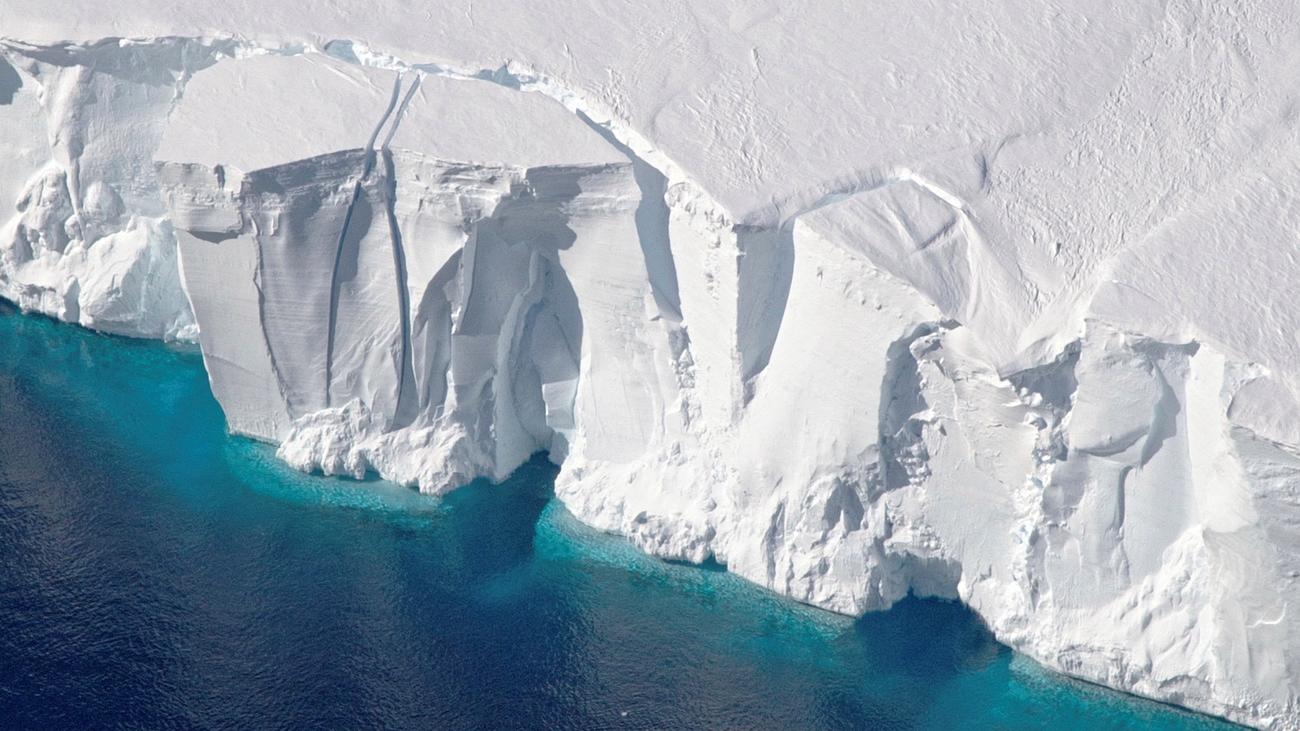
[157,54,398,173]
[0,0,1159,231]
[157,54,627,172]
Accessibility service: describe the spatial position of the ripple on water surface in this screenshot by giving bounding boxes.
[0,303,1239,730]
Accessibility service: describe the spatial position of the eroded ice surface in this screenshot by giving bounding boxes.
[3,2,1300,726]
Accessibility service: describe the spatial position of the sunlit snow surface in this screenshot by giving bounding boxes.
[5,16,1300,723]
[0,304,1234,729]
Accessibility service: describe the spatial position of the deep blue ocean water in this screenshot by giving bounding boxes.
[0,302,1237,730]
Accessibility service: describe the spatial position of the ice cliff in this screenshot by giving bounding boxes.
[3,1,1300,726]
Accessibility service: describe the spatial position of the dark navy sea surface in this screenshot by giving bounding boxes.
[0,302,1236,730]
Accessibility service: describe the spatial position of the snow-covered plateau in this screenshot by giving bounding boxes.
[3,1,1299,726]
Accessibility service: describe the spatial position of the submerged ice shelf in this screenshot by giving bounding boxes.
[3,3,1300,727]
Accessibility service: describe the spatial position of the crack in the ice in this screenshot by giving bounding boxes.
[325,74,403,407]
[382,148,417,428]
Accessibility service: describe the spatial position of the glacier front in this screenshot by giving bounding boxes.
[3,1,1300,727]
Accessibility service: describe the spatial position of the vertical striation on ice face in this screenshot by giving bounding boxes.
[2,13,1300,725]
[155,54,684,497]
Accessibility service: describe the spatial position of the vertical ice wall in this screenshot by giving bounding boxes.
[0,34,1296,728]
[155,54,695,494]
[0,39,239,338]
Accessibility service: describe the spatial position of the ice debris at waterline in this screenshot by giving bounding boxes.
[1,2,1299,726]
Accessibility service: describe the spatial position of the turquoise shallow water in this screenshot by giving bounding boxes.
[0,302,1237,730]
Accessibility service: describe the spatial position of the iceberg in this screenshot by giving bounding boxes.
[3,2,1300,726]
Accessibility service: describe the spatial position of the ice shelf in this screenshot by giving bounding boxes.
[3,3,1300,725]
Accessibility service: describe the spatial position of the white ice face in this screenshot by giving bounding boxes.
[4,3,1300,725]
[0,40,214,339]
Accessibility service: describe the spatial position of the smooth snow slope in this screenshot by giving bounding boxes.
[3,1,1300,727]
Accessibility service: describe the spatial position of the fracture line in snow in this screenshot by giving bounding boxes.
[324,178,363,408]
[382,147,416,428]
[325,73,405,407]
[380,73,422,426]
[382,73,422,151]
[363,72,404,169]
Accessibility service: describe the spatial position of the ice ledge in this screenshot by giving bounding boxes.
[2,32,1298,730]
